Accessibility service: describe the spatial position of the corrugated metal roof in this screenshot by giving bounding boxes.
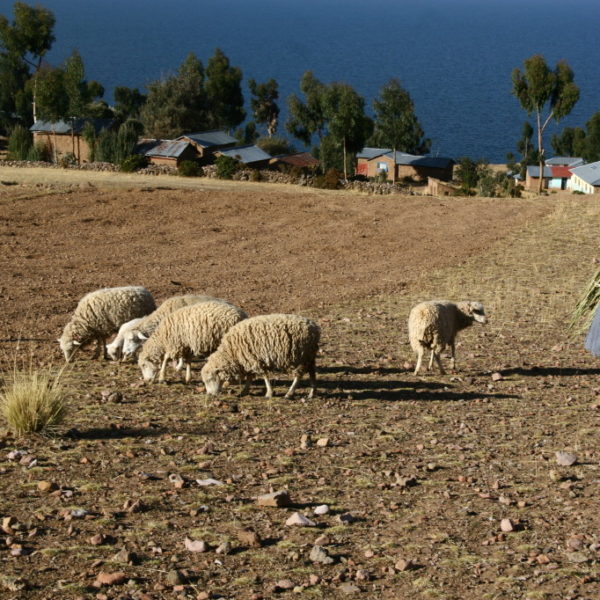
[570,161,600,186]
[178,130,237,147]
[30,118,113,135]
[357,147,391,159]
[527,166,553,178]
[545,156,584,167]
[384,151,454,168]
[145,140,191,159]
[219,145,271,164]
[272,152,319,168]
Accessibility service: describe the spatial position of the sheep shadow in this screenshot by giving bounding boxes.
[320,365,406,376]
[501,366,600,377]
[66,425,167,440]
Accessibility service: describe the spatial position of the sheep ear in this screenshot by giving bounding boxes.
[138,333,148,340]
[72,340,82,346]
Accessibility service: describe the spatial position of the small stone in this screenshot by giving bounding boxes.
[196,478,225,486]
[337,512,357,524]
[566,551,589,564]
[339,582,360,594]
[274,579,294,591]
[316,438,329,447]
[556,451,578,467]
[2,517,16,535]
[308,574,320,586]
[500,518,514,532]
[89,534,105,546]
[93,571,127,587]
[300,434,312,449]
[314,504,329,515]
[112,548,136,564]
[256,490,291,507]
[355,569,370,581]
[107,391,123,403]
[314,534,331,546]
[165,569,186,586]
[168,473,185,488]
[491,372,503,381]
[286,512,316,527]
[309,545,334,565]
[364,549,374,558]
[184,537,210,553]
[216,541,232,555]
[566,535,584,550]
[38,481,58,494]
[536,554,551,564]
[394,558,413,572]
[237,528,262,548]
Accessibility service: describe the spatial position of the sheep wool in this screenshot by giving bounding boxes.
[408,300,486,375]
[122,294,225,358]
[201,314,320,399]
[138,300,247,383]
[106,317,144,361]
[59,286,156,362]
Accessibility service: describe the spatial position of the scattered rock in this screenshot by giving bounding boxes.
[556,451,578,467]
[237,528,262,548]
[337,512,357,524]
[308,574,320,586]
[168,473,185,488]
[500,518,514,532]
[309,545,335,565]
[491,372,503,381]
[196,478,225,487]
[93,571,127,587]
[0,575,27,592]
[394,558,414,572]
[314,504,330,515]
[273,579,294,591]
[165,569,186,586]
[112,548,137,564]
[300,434,312,449]
[339,582,360,594]
[566,551,589,564]
[316,438,329,447]
[184,537,210,553]
[89,533,106,546]
[286,512,316,527]
[216,541,232,555]
[355,569,370,581]
[256,490,292,507]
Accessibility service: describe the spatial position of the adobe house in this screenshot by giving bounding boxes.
[569,161,600,194]
[215,145,272,169]
[175,130,237,164]
[30,118,114,163]
[142,139,199,167]
[356,147,454,181]
[269,152,319,172]
[525,157,584,191]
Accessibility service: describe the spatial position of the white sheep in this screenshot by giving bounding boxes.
[106,317,144,360]
[59,286,156,362]
[201,314,320,399]
[138,300,247,383]
[408,300,487,375]
[122,294,224,360]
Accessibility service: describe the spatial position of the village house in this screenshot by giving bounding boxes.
[569,161,600,194]
[175,130,237,164]
[30,118,114,163]
[356,147,454,181]
[525,157,585,191]
[141,139,199,167]
[269,152,319,173]
[215,145,272,169]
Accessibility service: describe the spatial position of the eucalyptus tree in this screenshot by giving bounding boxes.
[370,78,430,181]
[248,77,279,137]
[512,55,579,192]
[286,71,327,147]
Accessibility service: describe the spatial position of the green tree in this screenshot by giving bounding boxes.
[256,135,295,156]
[512,54,579,193]
[234,121,258,145]
[507,121,539,179]
[113,86,146,122]
[323,82,373,181]
[0,52,30,130]
[286,71,327,146]
[6,122,31,159]
[552,112,600,163]
[140,52,206,138]
[370,78,430,181]
[204,48,245,131]
[0,1,56,122]
[248,78,279,137]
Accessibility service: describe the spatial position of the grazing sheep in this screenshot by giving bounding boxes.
[122,294,224,359]
[201,314,320,399]
[408,300,487,375]
[106,317,144,361]
[58,286,156,362]
[138,300,247,383]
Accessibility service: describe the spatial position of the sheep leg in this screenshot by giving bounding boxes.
[307,363,317,399]
[450,342,456,371]
[91,338,102,359]
[414,347,424,375]
[428,349,435,371]
[239,375,252,396]
[263,376,273,398]
[158,354,169,383]
[185,361,192,384]
[284,375,300,399]
[434,352,446,375]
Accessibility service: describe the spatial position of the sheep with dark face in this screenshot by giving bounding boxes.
[201,314,320,399]
[408,300,487,375]
[58,286,156,362]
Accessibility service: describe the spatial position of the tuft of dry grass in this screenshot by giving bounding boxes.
[1,365,67,436]
[570,266,600,334]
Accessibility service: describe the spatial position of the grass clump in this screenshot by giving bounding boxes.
[1,367,66,436]
[570,266,600,334]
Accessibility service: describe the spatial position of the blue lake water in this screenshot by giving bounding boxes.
[3,0,600,161]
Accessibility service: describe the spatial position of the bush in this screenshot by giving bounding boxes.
[120,154,148,172]
[313,168,342,190]
[250,169,262,182]
[1,367,66,437]
[58,153,77,168]
[215,155,240,180]
[7,125,32,160]
[27,142,51,162]
[178,160,202,177]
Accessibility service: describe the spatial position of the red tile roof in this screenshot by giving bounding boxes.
[551,166,573,178]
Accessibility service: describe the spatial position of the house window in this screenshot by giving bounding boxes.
[377,161,388,172]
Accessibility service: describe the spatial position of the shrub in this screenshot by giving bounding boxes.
[215,155,240,180]
[249,169,262,182]
[27,142,51,162]
[120,154,148,172]
[178,160,202,177]
[1,367,66,437]
[313,168,342,190]
[7,125,32,160]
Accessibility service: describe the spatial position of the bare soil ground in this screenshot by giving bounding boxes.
[0,167,599,600]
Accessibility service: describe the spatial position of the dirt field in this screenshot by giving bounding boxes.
[0,168,599,600]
